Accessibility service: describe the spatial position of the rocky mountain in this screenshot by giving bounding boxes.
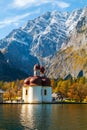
[47,7,87,79]
[0,51,28,81]
[0,11,69,76]
[0,31,39,75]
[0,7,87,80]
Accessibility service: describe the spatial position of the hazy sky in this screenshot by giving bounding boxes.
[0,0,87,39]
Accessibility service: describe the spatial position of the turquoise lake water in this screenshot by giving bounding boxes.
[0,104,87,130]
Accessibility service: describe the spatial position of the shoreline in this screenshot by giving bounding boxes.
[1,101,87,104]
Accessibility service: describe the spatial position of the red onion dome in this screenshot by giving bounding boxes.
[24,77,31,86]
[34,64,40,70]
[30,76,42,86]
[41,77,51,86]
[40,66,45,73]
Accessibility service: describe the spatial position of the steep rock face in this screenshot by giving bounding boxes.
[66,7,87,48]
[47,7,87,79]
[0,29,39,74]
[0,51,28,81]
[66,8,82,35]
[0,7,87,79]
[0,11,69,74]
[22,11,68,57]
[47,46,87,79]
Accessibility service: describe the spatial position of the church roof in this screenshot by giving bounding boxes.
[24,76,42,86]
[41,77,51,86]
[24,76,51,87]
[24,64,51,87]
[30,76,42,86]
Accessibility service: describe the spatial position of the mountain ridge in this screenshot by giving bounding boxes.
[0,51,28,81]
[0,7,87,80]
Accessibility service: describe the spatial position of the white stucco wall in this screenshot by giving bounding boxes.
[22,86,52,103]
[28,86,42,103]
[22,86,30,103]
[42,87,52,102]
[22,86,42,103]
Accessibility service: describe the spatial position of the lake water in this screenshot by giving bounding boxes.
[0,104,87,130]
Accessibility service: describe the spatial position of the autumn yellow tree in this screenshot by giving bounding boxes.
[68,83,87,102]
[51,79,57,92]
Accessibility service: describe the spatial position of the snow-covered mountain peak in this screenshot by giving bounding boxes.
[66,7,87,35]
[66,8,82,34]
[0,7,87,76]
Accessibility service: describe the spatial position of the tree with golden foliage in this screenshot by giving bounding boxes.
[68,83,87,102]
[51,79,57,92]
[2,80,24,100]
[54,79,71,97]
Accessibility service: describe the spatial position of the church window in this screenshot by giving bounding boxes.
[26,90,28,95]
[44,89,47,95]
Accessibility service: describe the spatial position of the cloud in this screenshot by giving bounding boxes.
[0,8,41,29]
[56,1,70,8]
[11,0,70,9]
[0,0,70,29]
[0,13,30,29]
[11,0,49,8]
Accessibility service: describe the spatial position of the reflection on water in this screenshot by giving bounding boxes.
[0,104,87,130]
[20,104,52,130]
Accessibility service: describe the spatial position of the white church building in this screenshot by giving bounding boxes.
[22,64,52,103]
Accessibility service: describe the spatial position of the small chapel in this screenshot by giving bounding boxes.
[22,64,52,103]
